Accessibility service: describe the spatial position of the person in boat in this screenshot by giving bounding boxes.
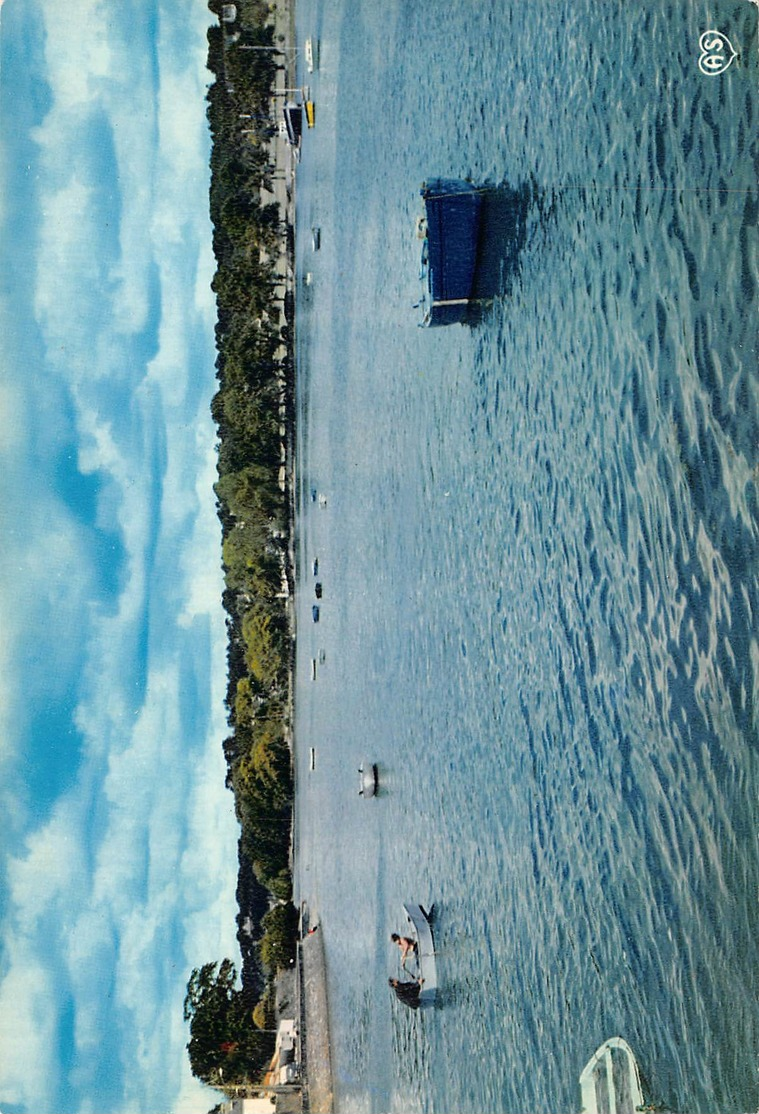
[388,976,424,1009]
[391,933,417,967]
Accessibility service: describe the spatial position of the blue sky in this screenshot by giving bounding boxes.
[0,2,242,1111]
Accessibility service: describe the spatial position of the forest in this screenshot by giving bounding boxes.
[184,0,301,1092]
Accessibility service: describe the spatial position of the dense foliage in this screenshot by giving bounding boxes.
[184,895,299,1088]
[206,0,295,898]
[184,960,275,1086]
[185,0,300,1093]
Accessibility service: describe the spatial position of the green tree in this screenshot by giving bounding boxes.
[188,0,301,1079]
[242,605,287,689]
[216,464,285,531]
[252,986,276,1031]
[183,960,274,1085]
[234,676,256,726]
[259,902,299,972]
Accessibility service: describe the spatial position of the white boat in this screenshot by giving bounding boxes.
[358,762,378,797]
[304,37,318,73]
[401,903,437,1005]
[579,1037,644,1114]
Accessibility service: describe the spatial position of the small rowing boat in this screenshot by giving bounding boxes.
[579,1037,644,1114]
[401,903,437,1005]
[358,762,378,797]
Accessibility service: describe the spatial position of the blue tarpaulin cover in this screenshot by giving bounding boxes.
[422,179,483,323]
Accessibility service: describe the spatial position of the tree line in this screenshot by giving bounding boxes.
[184,0,301,1094]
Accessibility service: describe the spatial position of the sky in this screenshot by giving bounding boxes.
[0,2,242,1111]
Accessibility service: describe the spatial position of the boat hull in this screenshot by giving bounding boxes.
[579,1037,644,1114]
[283,102,303,146]
[420,179,484,326]
[402,903,437,1005]
[358,762,378,797]
[304,38,318,73]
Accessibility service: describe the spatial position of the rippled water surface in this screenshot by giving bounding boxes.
[292,2,758,1111]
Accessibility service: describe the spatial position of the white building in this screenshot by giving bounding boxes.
[220,1098,275,1114]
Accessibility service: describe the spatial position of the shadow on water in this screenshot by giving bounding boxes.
[469,180,537,307]
[431,977,485,1013]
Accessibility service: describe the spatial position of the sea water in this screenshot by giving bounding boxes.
[291,1,759,1111]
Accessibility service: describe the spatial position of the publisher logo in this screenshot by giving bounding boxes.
[698,30,737,75]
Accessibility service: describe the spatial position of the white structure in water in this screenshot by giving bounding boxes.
[579,1036,644,1114]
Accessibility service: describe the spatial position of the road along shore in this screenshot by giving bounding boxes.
[264,1,333,1109]
[299,928,333,1113]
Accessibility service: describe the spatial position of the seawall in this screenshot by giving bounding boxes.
[299,928,333,1113]
[265,0,333,1108]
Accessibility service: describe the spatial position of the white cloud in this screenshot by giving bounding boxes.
[0,0,237,1110]
[106,119,159,335]
[0,660,239,1112]
[0,487,99,818]
[0,586,21,758]
[6,795,88,922]
[0,938,59,1112]
[35,0,114,111]
[30,5,159,345]
[65,905,117,1057]
[34,173,98,315]
[0,475,99,840]
[178,442,228,628]
[0,362,27,455]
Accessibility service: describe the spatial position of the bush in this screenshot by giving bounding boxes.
[259,901,298,972]
[252,987,276,1030]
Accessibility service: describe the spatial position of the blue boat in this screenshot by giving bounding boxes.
[417,179,485,326]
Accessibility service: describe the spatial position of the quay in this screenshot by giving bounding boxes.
[262,0,332,1105]
[298,928,333,1112]
[218,0,333,1106]
[256,926,331,1114]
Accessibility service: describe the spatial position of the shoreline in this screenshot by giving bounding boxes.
[298,928,333,1113]
[268,0,335,1109]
